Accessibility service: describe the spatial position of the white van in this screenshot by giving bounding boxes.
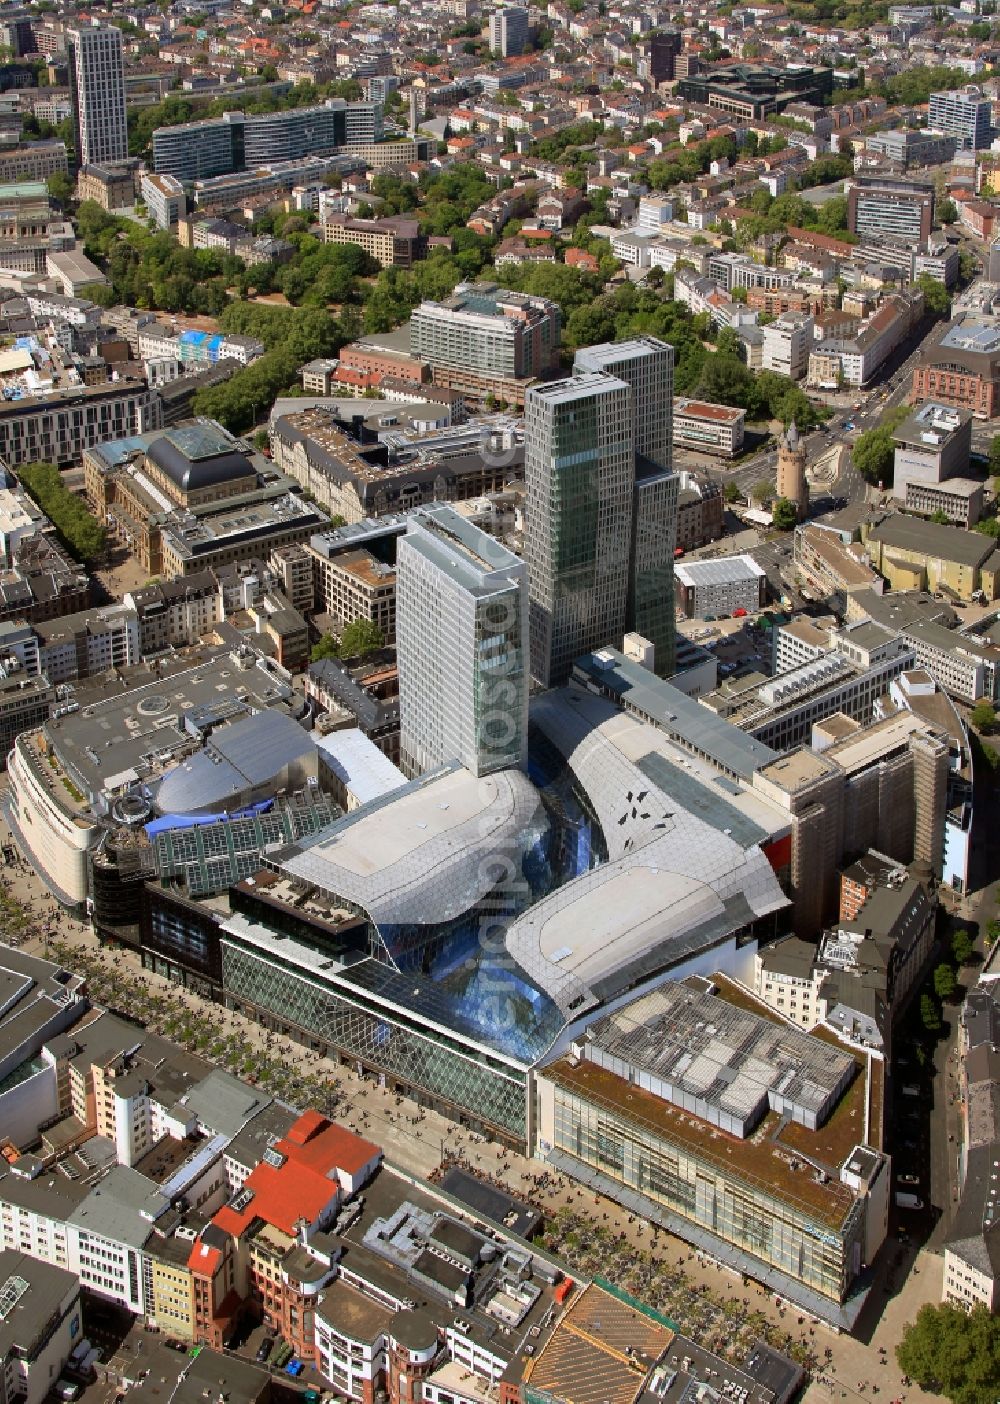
[54,1382,80,1402]
[900,1085,921,1099]
[67,1340,90,1368]
[895,1191,924,1210]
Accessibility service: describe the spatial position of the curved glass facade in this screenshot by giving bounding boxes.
[221,936,531,1139]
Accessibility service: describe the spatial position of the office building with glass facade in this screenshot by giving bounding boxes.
[408,283,561,404]
[536,981,888,1329]
[397,505,528,778]
[525,374,634,688]
[151,101,384,185]
[573,338,677,677]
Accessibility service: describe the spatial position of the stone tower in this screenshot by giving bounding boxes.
[776,419,809,521]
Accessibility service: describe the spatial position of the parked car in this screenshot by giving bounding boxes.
[895,1191,924,1210]
[286,1360,304,1378]
[897,1173,921,1187]
[256,1338,275,1363]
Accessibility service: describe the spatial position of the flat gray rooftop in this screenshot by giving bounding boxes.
[572,648,778,780]
[44,646,298,799]
[579,982,856,1136]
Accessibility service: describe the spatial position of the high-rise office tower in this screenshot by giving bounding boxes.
[397,503,528,778]
[489,5,529,56]
[573,337,678,676]
[525,373,633,689]
[68,26,128,169]
[649,29,681,83]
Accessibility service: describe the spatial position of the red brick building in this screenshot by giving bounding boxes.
[912,318,1000,419]
[189,1112,381,1358]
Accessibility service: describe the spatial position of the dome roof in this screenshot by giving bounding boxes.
[147,424,254,494]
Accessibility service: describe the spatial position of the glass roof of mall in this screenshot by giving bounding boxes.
[246,689,788,1067]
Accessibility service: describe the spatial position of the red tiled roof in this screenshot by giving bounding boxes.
[188,1239,222,1275]
[785,225,854,256]
[210,1114,379,1241]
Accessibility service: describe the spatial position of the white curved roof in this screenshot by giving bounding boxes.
[506,689,788,1017]
[275,762,547,940]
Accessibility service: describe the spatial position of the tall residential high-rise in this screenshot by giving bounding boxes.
[525,373,633,689]
[67,26,129,169]
[490,5,530,56]
[573,337,678,676]
[397,503,528,778]
[928,86,993,150]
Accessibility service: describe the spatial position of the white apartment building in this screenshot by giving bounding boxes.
[635,194,675,230]
[141,171,186,230]
[68,26,128,168]
[774,616,837,674]
[125,573,223,654]
[0,1174,75,1273]
[33,605,141,685]
[944,1240,998,1311]
[762,311,814,380]
[65,1170,160,1317]
[902,619,999,705]
[673,398,746,456]
[307,544,397,641]
[754,949,828,1029]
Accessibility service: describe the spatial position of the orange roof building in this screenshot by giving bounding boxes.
[189,1112,381,1356]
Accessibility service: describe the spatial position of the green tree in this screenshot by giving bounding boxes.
[933,963,957,1001]
[46,170,75,206]
[310,634,340,663]
[852,425,896,486]
[897,1302,1000,1403]
[918,273,952,320]
[990,435,1000,478]
[951,928,975,966]
[715,325,743,358]
[772,497,798,531]
[971,699,997,733]
[920,992,941,1032]
[930,509,951,524]
[939,198,959,225]
[752,479,773,505]
[723,481,742,503]
[17,461,106,562]
[340,619,384,658]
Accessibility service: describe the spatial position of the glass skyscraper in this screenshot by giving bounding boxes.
[573,337,678,677]
[396,504,528,778]
[525,373,634,688]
